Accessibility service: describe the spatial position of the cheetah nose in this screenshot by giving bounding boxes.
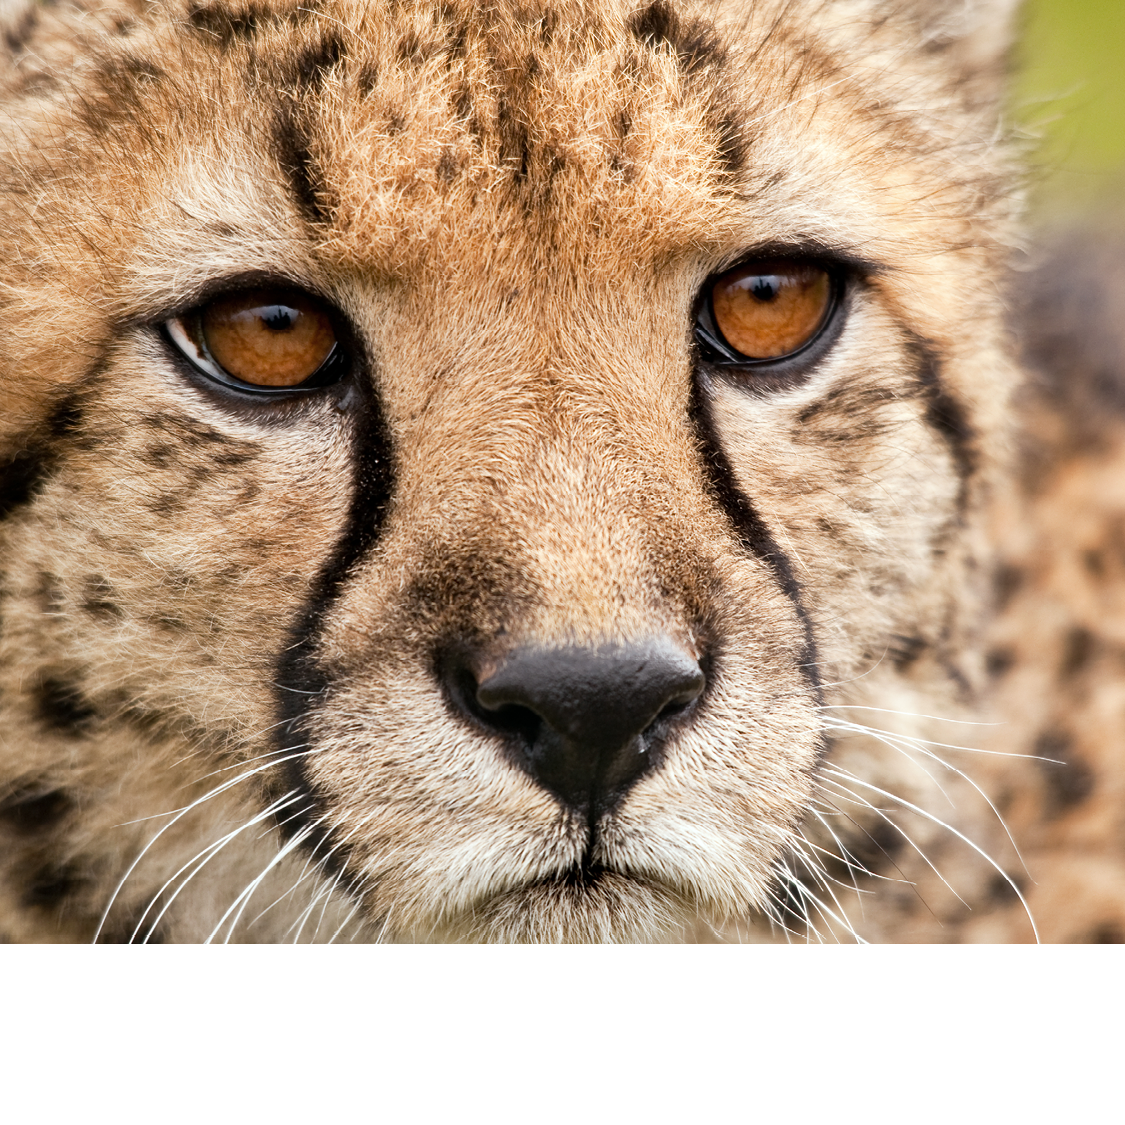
[465,640,705,816]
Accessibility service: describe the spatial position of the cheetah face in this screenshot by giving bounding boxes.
[0,0,1012,941]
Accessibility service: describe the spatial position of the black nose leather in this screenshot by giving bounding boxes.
[451,639,705,815]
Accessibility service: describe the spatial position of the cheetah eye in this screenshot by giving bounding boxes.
[164,287,346,394]
[694,258,839,367]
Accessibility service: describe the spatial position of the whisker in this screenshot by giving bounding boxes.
[824,716,1031,877]
[822,764,1040,942]
[93,748,313,942]
[132,791,304,943]
[209,818,328,945]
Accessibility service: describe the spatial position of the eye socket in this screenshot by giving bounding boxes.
[695,258,838,366]
[164,287,345,393]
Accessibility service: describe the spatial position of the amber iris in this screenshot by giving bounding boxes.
[196,289,336,387]
[709,260,832,360]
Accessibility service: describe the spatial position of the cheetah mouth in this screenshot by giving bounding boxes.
[417,863,697,943]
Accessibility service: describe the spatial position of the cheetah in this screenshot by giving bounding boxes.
[0,0,1117,942]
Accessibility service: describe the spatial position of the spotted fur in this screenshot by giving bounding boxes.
[0,0,1112,943]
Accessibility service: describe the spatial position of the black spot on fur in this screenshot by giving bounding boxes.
[80,52,165,132]
[912,338,975,488]
[397,28,430,66]
[35,571,65,615]
[992,563,1024,611]
[436,147,461,184]
[81,575,124,622]
[187,1,315,47]
[986,646,1015,678]
[1087,923,1125,944]
[0,448,48,520]
[708,107,748,179]
[45,395,83,440]
[22,863,85,910]
[626,1,746,177]
[143,443,174,469]
[1060,626,1097,680]
[286,31,346,91]
[357,62,379,96]
[273,103,334,225]
[35,677,98,734]
[496,94,532,182]
[986,871,1026,905]
[627,0,722,74]
[888,634,926,670]
[0,395,83,520]
[1034,729,1095,815]
[0,788,72,835]
[188,1,262,43]
[3,4,38,55]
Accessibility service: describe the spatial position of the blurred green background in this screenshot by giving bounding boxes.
[1014,0,1125,216]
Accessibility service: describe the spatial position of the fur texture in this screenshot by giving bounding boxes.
[0,0,1111,942]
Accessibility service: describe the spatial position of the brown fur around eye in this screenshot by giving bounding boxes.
[710,261,831,359]
[200,290,336,387]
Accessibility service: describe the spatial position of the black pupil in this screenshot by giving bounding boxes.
[261,305,298,331]
[750,276,780,302]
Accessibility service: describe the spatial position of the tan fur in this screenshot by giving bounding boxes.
[0,0,1109,942]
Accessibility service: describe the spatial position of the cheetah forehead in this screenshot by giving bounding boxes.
[1,0,1016,299]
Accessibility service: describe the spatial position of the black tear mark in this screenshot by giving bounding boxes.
[690,377,823,705]
[273,347,396,882]
[1034,729,1095,815]
[0,788,72,835]
[35,677,98,735]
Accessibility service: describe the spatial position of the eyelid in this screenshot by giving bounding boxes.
[165,313,227,381]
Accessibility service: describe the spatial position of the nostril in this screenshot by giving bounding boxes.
[653,694,696,725]
[438,649,545,745]
[477,700,542,745]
